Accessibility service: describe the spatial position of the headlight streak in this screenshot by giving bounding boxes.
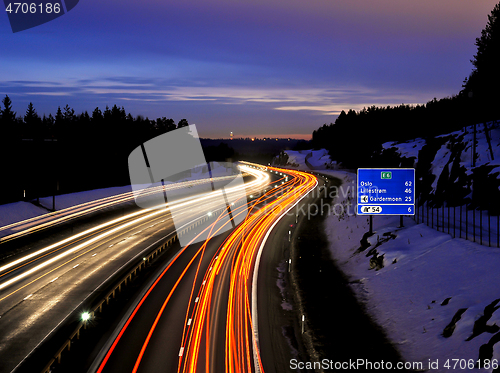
[0,209,167,292]
[0,168,268,293]
[0,212,158,281]
[0,174,248,243]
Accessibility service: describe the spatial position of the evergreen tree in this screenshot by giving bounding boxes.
[177,118,189,128]
[63,104,75,122]
[24,102,38,123]
[165,118,176,132]
[463,1,500,119]
[91,107,103,122]
[1,95,16,123]
[24,102,41,139]
[0,95,17,142]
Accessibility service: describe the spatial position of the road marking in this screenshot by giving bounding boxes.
[187,318,192,326]
[50,277,59,283]
[179,347,184,357]
[92,253,97,257]
[24,294,33,300]
[195,297,199,303]
[73,264,79,269]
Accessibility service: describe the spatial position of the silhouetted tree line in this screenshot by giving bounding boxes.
[203,142,237,163]
[312,1,500,168]
[0,97,215,205]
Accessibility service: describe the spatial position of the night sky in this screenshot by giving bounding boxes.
[0,0,497,139]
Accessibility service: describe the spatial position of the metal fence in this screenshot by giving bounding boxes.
[413,199,500,248]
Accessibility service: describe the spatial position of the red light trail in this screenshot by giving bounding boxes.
[96,165,317,373]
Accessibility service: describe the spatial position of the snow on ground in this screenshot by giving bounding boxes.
[281,149,336,170]
[319,169,500,372]
[38,186,132,211]
[0,202,51,228]
[430,144,452,191]
[283,150,310,168]
[383,121,500,185]
[306,149,332,169]
[0,161,231,231]
[0,185,133,230]
[382,138,426,161]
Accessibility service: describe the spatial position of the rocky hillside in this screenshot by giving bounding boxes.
[374,120,500,211]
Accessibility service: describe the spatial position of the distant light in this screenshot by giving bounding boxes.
[250,195,254,198]
[143,257,147,261]
[81,312,91,321]
[251,138,255,141]
[208,212,212,216]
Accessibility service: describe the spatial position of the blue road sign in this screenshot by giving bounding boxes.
[357,168,415,215]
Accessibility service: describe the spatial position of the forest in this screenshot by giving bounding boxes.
[0,99,232,205]
[311,2,500,168]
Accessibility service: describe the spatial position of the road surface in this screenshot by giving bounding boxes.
[0,166,268,373]
[91,165,317,373]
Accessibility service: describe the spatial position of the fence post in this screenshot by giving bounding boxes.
[454,205,456,238]
[442,205,445,232]
[473,207,476,243]
[488,212,491,247]
[448,206,450,234]
[466,204,468,241]
[460,205,462,238]
[480,208,482,245]
[416,198,419,223]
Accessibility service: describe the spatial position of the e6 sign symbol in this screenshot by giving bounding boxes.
[381,171,392,179]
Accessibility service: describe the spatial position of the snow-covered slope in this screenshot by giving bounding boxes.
[380,120,500,206]
[323,170,500,371]
[274,149,337,170]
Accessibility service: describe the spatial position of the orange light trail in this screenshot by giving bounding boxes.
[178,166,317,373]
[95,165,317,373]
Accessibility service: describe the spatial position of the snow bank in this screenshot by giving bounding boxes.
[0,202,50,228]
[277,149,336,170]
[38,186,132,211]
[324,171,500,371]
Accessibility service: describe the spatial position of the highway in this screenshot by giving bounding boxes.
[0,166,268,373]
[0,173,249,244]
[91,166,317,373]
